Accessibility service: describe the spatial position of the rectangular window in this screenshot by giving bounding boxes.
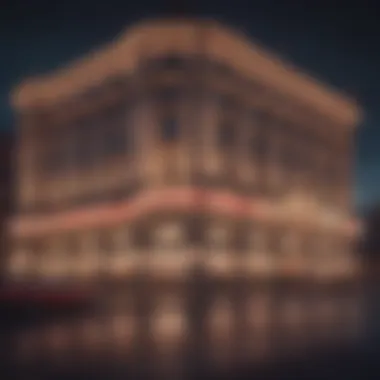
[42,129,71,175]
[157,87,181,104]
[104,123,127,156]
[98,231,113,253]
[235,223,250,253]
[207,223,229,251]
[219,122,235,148]
[76,123,95,167]
[251,131,269,162]
[187,217,205,247]
[218,94,236,111]
[161,117,179,142]
[268,228,284,256]
[44,145,66,174]
[159,55,185,70]
[65,234,80,255]
[154,223,183,251]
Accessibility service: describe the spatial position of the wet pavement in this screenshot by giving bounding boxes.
[0,282,378,380]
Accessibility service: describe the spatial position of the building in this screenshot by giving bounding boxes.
[5,18,361,288]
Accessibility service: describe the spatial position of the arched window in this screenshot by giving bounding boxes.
[154,222,184,251]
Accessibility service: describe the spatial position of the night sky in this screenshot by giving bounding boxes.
[0,0,379,211]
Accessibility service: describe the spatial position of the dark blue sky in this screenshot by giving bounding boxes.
[0,0,379,211]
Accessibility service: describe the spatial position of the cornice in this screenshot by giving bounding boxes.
[10,18,361,129]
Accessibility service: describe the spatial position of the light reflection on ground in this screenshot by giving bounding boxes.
[5,286,367,379]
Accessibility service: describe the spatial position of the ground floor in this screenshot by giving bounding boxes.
[7,209,358,286]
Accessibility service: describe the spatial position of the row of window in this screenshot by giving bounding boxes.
[38,86,343,175]
[13,222,350,258]
[37,104,344,196]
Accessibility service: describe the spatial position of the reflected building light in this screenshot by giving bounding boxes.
[337,296,365,340]
[281,298,305,329]
[80,317,105,350]
[248,295,271,329]
[44,323,71,355]
[110,313,135,349]
[209,299,233,333]
[245,297,272,361]
[276,298,309,353]
[152,298,187,348]
[207,298,235,369]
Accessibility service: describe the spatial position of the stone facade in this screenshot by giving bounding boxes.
[6,19,361,286]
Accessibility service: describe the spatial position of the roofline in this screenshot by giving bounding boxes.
[10,18,361,128]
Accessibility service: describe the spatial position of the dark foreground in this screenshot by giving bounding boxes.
[0,283,379,380]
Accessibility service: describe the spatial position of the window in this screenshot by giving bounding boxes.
[157,87,181,104]
[76,122,95,167]
[65,234,80,255]
[161,117,179,142]
[43,129,72,175]
[159,55,185,70]
[133,225,151,250]
[300,234,313,258]
[218,94,236,111]
[98,231,113,253]
[235,223,250,253]
[251,129,269,161]
[218,122,235,148]
[268,228,284,255]
[208,223,228,251]
[154,222,183,251]
[249,224,262,253]
[187,217,205,246]
[104,122,127,156]
[123,229,131,250]
[43,145,66,174]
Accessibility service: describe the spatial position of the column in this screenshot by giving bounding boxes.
[206,219,231,277]
[235,109,254,193]
[178,90,197,186]
[246,222,269,277]
[17,121,38,213]
[185,91,220,187]
[108,225,133,278]
[66,124,78,207]
[133,95,157,189]
[266,121,282,197]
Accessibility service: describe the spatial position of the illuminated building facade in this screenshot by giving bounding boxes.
[6,19,361,286]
